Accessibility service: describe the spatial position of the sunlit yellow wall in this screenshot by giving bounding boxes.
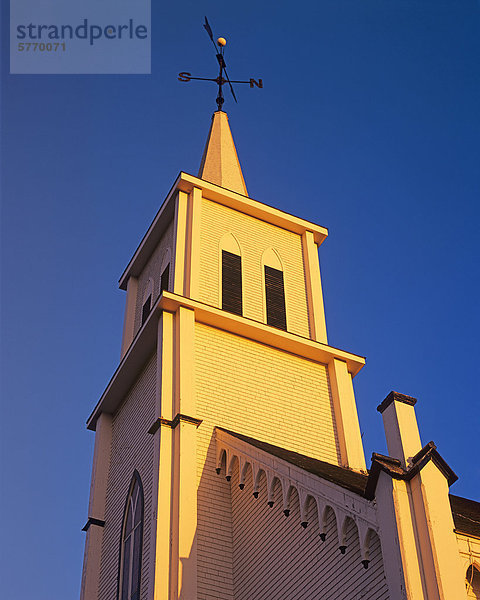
[194,322,341,598]
[198,197,311,338]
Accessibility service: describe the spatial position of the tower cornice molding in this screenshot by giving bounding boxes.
[118,172,328,291]
[86,291,365,431]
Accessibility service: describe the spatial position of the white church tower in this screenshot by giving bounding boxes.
[80,111,480,600]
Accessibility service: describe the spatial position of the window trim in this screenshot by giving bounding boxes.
[466,564,480,598]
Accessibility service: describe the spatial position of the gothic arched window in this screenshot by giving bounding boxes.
[118,472,144,600]
[466,565,480,599]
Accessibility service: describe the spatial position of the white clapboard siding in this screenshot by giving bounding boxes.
[133,219,174,335]
[98,354,156,600]
[194,321,343,599]
[230,462,389,600]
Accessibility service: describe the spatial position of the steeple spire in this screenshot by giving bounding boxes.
[198,111,248,196]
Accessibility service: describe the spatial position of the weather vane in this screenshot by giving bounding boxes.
[178,17,263,111]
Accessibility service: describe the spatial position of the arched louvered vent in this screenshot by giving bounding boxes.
[160,264,170,293]
[160,248,171,294]
[141,279,154,326]
[222,250,243,316]
[141,296,151,325]
[265,265,286,330]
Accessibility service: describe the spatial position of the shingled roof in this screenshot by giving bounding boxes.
[218,428,480,539]
[450,494,480,539]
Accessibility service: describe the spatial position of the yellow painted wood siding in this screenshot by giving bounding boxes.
[195,322,341,598]
[198,198,311,338]
[195,323,340,463]
[98,354,156,600]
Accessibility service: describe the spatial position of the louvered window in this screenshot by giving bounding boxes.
[118,472,143,600]
[222,250,242,316]
[265,265,287,330]
[160,264,170,293]
[141,295,151,326]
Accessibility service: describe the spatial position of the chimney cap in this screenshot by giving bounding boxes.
[377,391,417,414]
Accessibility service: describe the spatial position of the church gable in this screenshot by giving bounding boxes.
[214,429,389,599]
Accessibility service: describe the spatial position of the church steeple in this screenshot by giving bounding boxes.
[198,110,248,196]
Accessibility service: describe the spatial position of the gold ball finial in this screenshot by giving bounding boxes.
[217,37,227,47]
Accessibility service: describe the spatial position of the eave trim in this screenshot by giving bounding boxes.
[364,442,458,500]
[215,427,378,563]
[118,175,180,290]
[178,172,329,245]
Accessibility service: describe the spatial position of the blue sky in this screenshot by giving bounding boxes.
[1,1,479,598]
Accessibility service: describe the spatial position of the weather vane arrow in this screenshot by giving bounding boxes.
[178,16,263,111]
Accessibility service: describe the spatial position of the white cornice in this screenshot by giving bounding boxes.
[118,172,329,290]
[86,291,365,431]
